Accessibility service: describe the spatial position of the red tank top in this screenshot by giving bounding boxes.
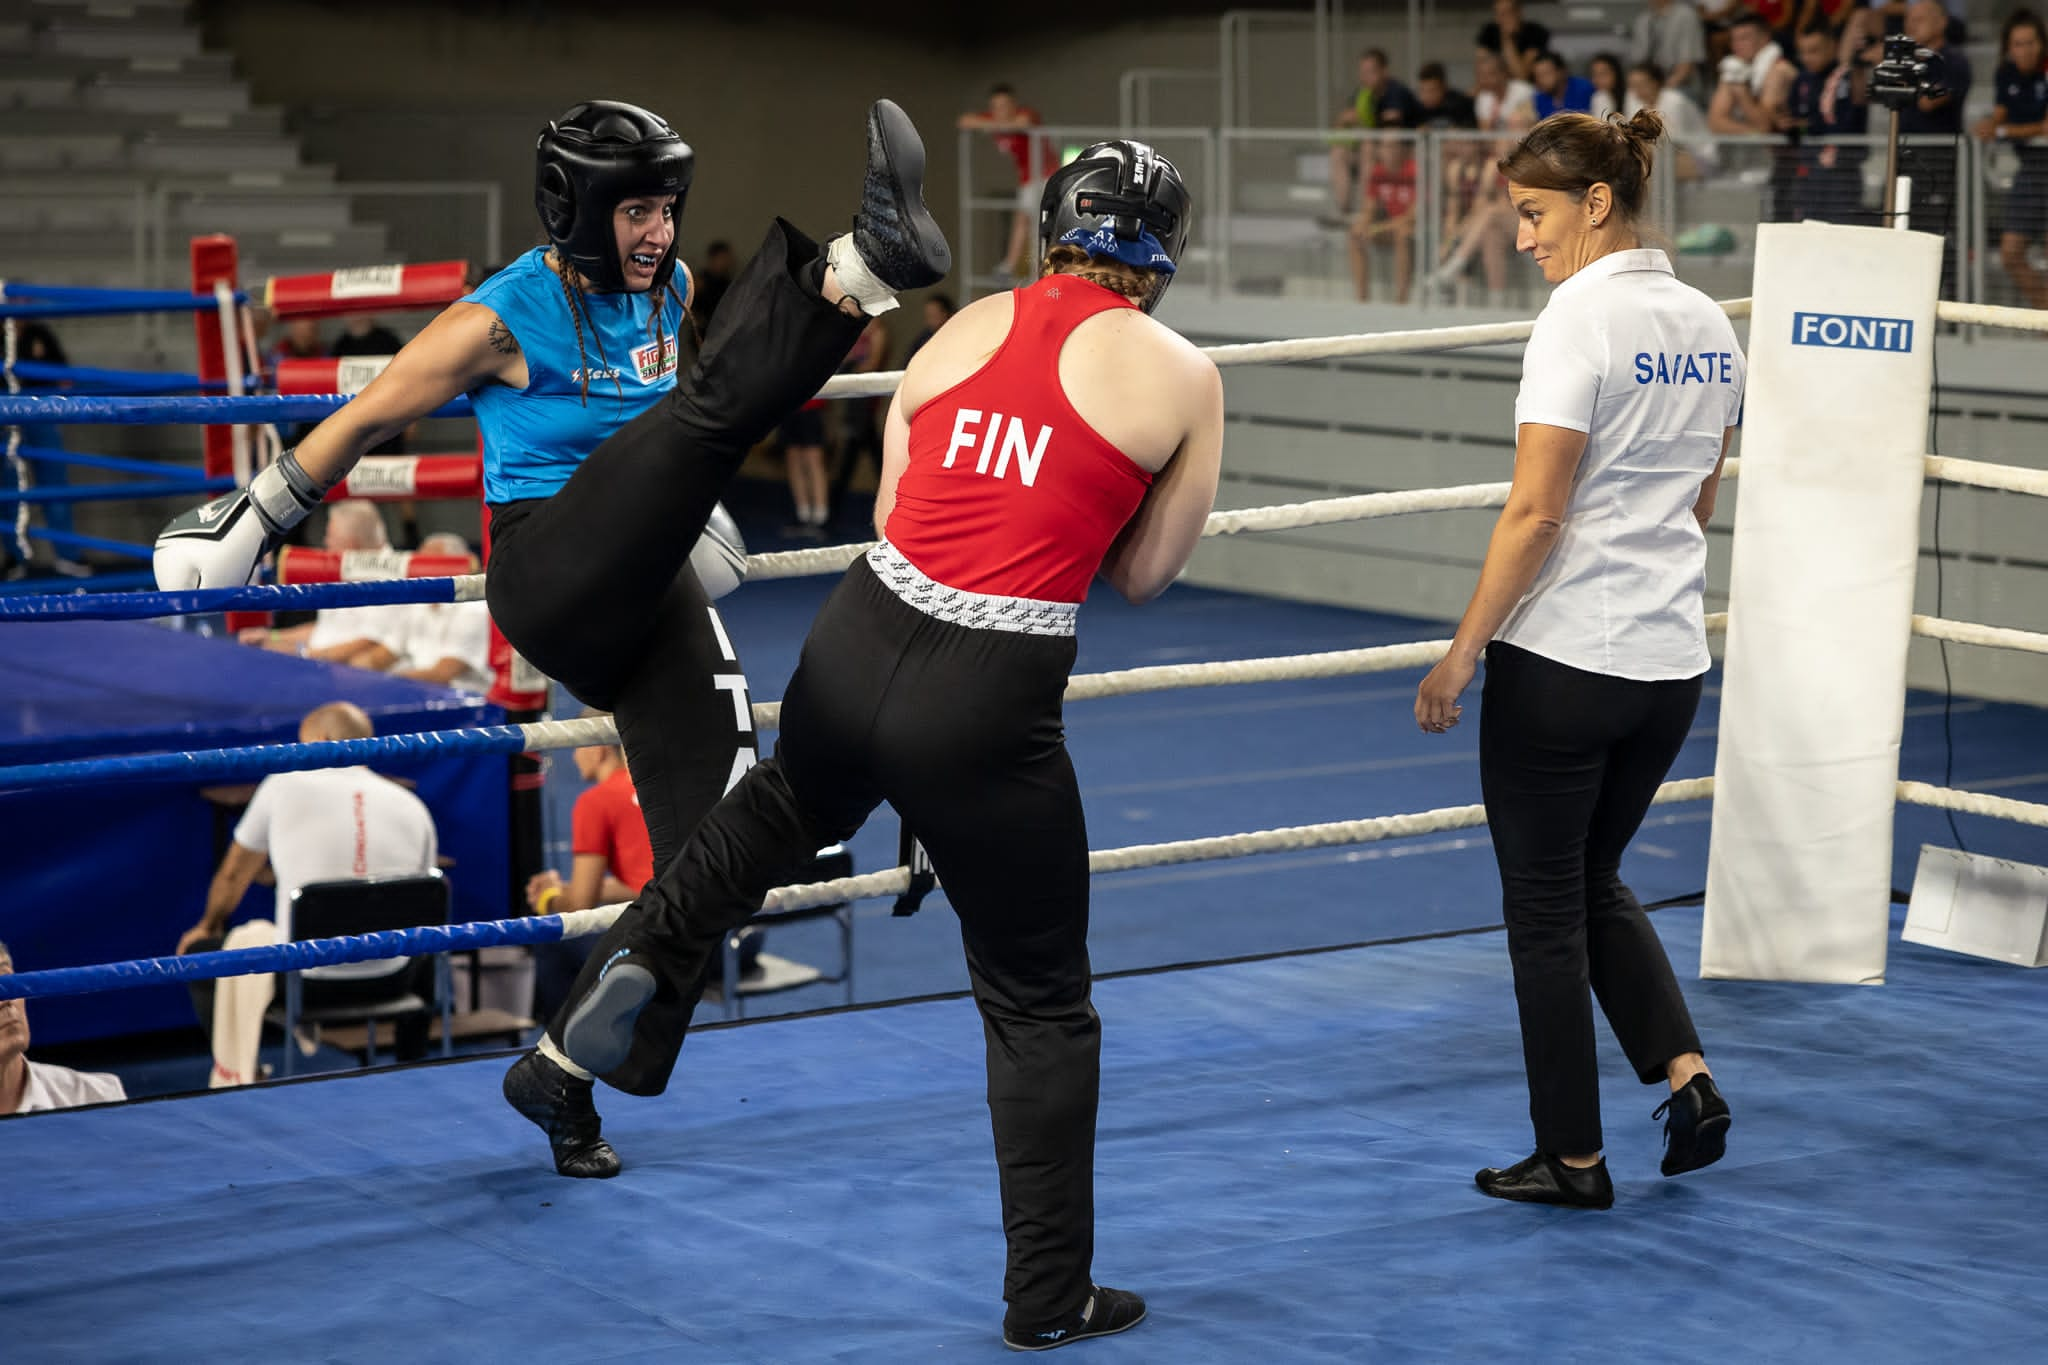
[886,277,1154,604]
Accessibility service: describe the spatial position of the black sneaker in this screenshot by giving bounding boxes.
[1474,1152,1615,1209]
[1003,1286,1147,1353]
[1655,1073,1731,1177]
[852,98,950,292]
[502,1050,620,1180]
[560,952,658,1076]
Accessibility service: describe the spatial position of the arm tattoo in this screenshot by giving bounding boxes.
[487,318,520,356]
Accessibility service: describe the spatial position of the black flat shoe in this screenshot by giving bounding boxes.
[1475,1151,1614,1209]
[502,1050,620,1179]
[1655,1073,1731,1177]
[851,99,951,292]
[1003,1286,1147,1352]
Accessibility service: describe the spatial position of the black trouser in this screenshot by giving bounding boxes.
[562,557,1100,1328]
[487,220,865,1094]
[1478,641,1705,1156]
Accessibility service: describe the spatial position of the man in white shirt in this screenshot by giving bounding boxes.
[1627,62,1720,179]
[342,534,494,693]
[1,941,127,1115]
[175,702,440,1086]
[1707,13,1786,136]
[240,500,407,665]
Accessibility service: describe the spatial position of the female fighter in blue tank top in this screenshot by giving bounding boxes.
[151,98,953,1179]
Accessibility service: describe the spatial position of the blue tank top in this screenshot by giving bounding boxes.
[462,247,689,504]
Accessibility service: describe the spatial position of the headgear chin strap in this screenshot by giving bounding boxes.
[535,100,692,294]
[1038,139,1192,314]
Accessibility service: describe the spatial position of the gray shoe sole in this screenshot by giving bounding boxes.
[561,963,656,1076]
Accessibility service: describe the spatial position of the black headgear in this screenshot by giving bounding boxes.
[1037,140,1191,314]
[534,100,692,294]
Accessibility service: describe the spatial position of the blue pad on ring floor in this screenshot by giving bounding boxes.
[3,908,2046,1362]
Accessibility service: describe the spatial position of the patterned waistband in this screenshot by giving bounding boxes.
[866,541,1079,637]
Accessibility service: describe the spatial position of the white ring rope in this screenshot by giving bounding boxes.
[1934,300,2048,333]
[1897,781,2048,826]
[1921,455,2048,498]
[1910,616,2048,654]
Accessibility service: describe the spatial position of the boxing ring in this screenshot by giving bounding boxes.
[4,257,2048,1358]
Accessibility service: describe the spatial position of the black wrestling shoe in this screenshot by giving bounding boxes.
[1003,1286,1148,1353]
[502,1050,620,1180]
[560,951,658,1076]
[1475,1152,1615,1209]
[1655,1073,1732,1177]
[851,98,951,292]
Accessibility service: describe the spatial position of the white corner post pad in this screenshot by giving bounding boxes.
[1701,222,1943,984]
[826,233,901,317]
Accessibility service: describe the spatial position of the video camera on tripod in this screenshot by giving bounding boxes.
[1869,32,1950,223]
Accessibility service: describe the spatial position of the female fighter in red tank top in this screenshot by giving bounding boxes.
[884,275,1154,604]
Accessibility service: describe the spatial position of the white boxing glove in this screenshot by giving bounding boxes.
[153,451,330,590]
[689,501,749,601]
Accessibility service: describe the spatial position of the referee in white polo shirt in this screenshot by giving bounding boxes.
[1414,108,1737,1209]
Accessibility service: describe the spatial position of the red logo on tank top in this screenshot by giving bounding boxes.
[941,408,1053,487]
[632,336,677,384]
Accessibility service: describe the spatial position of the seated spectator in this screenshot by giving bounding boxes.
[1627,62,1721,179]
[526,725,650,1024]
[1328,49,1422,219]
[1349,139,1419,303]
[338,533,493,690]
[1531,52,1597,118]
[1477,0,1550,82]
[241,500,406,666]
[1633,0,1709,97]
[905,293,955,365]
[1413,62,1479,129]
[1588,52,1626,118]
[1768,23,1872,223]
[1707,14,1787,134]
[175,702,440,1086]
[0,941,127,1114]
[1975,10,2048,308]
[1472,47,1536,131]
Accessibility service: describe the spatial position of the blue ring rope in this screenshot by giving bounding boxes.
[1,283,250,305]
[0,571,158,597]
[0,394,473,424]
[0,573,462,621]
[4,361,222,393]
[0,479,236,504]
[0,913,578,1002]
[13,446,219,480]
[0,287,250,320]
[27,527,154,559]
[0,721,528,793]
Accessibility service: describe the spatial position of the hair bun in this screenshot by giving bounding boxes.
[1623,107,1666,146]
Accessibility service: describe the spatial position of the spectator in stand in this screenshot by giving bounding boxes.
[174,702,440,1087]
[1793,0,1862,36]
[342,533,494,692]
[240,499,406,666]
[692,241,737,327]
[1328,49,1421,222]
[1707,14,1787,133]
[265,317,324,372]
[1865,0,1967,43]
[1633,0,1709,97]
[905,293,955,365]
[1478,0,1551,83]
[1473,46,1537,131]
[7,322,76,559]
[1769,23,1872,223]
[779,391,832,539]
[1628,61,1721,179]
[1588,52,1627,117]
[958,85,1049,279]
[0,941,127,1114]
[831,316,891,526]
[1975,10,2048,308]
[1349,138,1419,303]
[1414,61,1479,129]
[1531,52,1598,119]
[1893,0,1970,277]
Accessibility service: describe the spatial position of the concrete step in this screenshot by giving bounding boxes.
[0,130,126,168]
[0,221,389,266]
[39,20,204,62]
[0,188,355,234]
[87,73,251,115]
[131,132,301,173]
[2,104,278,138]
[2,165,337,196]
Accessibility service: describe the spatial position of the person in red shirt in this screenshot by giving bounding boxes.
[551,141,1221,1352]
[1350,139,1419,301]
[959,84,1050,278]
[525,731,654,1028]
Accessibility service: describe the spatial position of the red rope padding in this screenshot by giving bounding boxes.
[326,454,482,502]
[275,546,478,584]
[273,355,395,396]
[265,261,469,320]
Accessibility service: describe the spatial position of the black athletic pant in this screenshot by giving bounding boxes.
[1478,641,1706,1156]
[487,219,865,1094]
[567,557,1100,1328]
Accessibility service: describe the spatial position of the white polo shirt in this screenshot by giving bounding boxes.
[1501,248,1743,680]
[233,766,439,980]
[395,601,493,694]
[16,1060,126,1113]
[307,604,406,655]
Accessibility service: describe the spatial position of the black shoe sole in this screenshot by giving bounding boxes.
[1002,1304,1148,1352]
[1475,1180,1615,1211]
[561,963,655,1076]
[1662,1111,1731,1177]
[866,99,951,284]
